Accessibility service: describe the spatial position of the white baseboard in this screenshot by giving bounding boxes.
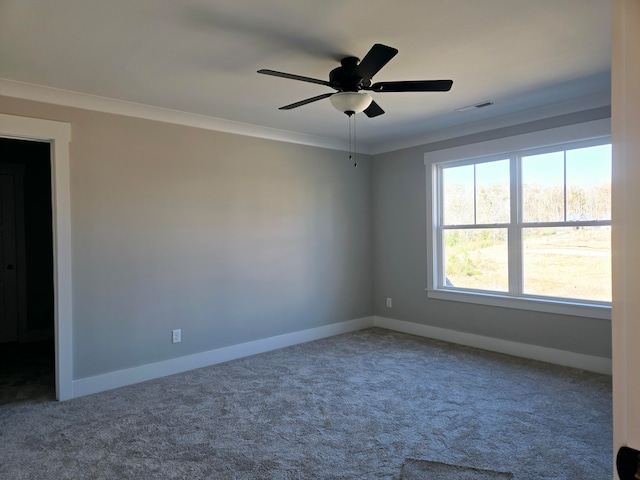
[71,314,610,399]
[72,316,375,399]
[374,316,612,375]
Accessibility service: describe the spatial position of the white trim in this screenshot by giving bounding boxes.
[373,92,611,155]
[425,120,612,319]
[1,78,609,156]
[58,311,613,399]
[0,113,73,400]
[426,289,611,320]
[374,316,612,375]
[424,118,611,165]
[0,78,352,153]
[72,316,375,399]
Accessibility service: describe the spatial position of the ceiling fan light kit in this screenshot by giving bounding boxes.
[329,92,373,116]
[258,43,453,118]
[258,43,453,168]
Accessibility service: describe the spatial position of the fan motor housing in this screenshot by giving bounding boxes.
[329,57,371,92]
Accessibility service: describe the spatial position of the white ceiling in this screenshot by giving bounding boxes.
[0,0,611,153]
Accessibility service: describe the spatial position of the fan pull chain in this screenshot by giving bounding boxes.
[346,113,357,168]
[353,113,357,167]
[348,114,352,166]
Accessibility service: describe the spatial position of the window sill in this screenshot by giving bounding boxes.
[426,288,611,320]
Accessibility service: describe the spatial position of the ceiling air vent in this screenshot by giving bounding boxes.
[456,101,494,112]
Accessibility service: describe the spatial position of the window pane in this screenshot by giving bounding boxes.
[522,151,565,222]
[476,159,510,224]
[443,165,474,225]
[566,144,611,221]
[523,227,611,301]
[443,228,508,292]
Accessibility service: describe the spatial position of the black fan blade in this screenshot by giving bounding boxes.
[368,80,453,92]
[279,93,334,110]
[356,44,398,81]
[363,100,385,118]
[257,69,332,87]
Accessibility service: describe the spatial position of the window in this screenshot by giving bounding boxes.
[428,137,611,319]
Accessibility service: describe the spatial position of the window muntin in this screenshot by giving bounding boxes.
[442,159,510,226]
[442,165,474,225]
[522,151,565,223]
[565,144,611,222]
[476,160,510,224]
[434,140,611,306]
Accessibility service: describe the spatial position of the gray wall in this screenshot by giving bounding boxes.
[0,94,612,385]
[1,96,373,379]
[371,108,612,359]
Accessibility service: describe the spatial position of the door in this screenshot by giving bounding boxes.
[613,0,640,477]
[0,165,26,343]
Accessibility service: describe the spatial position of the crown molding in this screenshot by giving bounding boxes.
[0,78,350,152]
[0,78,609,157]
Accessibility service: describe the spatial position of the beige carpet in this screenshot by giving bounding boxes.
[0,328,611,479]
[401,458,514,479]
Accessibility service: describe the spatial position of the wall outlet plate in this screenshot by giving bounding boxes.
[172,329,181,344]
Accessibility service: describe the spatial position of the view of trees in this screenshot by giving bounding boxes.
[523,184,611,222]
[444,181,611,226]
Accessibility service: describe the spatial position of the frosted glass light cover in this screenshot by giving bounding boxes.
[329,92,373,114]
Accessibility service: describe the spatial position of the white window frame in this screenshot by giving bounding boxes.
[425,118,612,320]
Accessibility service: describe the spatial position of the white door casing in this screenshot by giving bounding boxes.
[0,114,72,401]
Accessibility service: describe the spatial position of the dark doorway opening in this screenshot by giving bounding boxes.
[0,137,55,404]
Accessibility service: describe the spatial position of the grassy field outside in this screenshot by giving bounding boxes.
[444,228,611,301]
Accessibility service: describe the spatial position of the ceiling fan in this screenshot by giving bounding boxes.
[258,43,453,117]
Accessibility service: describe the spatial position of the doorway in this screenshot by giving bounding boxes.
[0,114,72,401]
[0,138,55,403]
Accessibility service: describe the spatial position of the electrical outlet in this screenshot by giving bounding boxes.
[386,297,392,308]
[172,329,181,344]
